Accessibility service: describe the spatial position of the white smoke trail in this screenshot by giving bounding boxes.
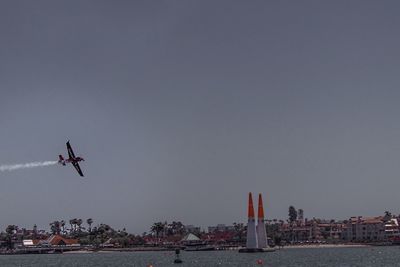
[0,161,58,172]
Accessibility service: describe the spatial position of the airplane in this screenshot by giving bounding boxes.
[58,141,85,177]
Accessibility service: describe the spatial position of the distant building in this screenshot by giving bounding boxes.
[44,235,79,246]
[342,216,386,242]
[22,240,34,247]
[181,233,202,246]
[385,218,400,240]
[185,225,201,235]
[276,219,345,243]
[208,224,234,233]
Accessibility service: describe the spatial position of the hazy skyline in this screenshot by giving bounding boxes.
[1,0,400,233]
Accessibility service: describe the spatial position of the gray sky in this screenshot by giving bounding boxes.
[1,0,400,233]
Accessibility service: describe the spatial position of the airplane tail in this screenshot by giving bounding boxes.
[58,155,66,165]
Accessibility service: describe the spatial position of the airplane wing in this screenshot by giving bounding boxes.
[72,162,84,177]
[66,141,76,159]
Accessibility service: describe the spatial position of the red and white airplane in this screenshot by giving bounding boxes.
[58,141,85,177]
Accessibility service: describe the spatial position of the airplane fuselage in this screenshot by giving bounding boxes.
[66,157,84,163]
[58,155,84,166]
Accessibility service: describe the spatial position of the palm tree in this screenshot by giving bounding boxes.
[163,221,168,238]
[384,211,392,222]
[87,218,93,233]
[50,221,61,235]
[33,224,38,239]
[77,219,83,233]
[168,221,185,236]
[6,225,16,235]
[5,225,16,250]
[70,218,80,234]
[150,222,165,240]
[69,219,75,234]
[288,206,297,223]
[176,221,185,235]
[233,222,246,242]
[288,206,297,243]
[60,220,66,235]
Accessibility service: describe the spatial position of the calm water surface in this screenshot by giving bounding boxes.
[0,247,399,267]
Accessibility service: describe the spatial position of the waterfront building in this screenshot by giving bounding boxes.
[207,224,234,233]
[45,235,79,246]
[272,218,345,243]
[342,216,386,242]
[385,218,400,240]
[181,233,201,245]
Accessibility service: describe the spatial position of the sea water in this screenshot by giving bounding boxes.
[0,247,398,267]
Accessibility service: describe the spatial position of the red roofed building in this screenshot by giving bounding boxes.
[45,235,79,246]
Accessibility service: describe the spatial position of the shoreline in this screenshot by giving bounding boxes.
[93,244,373,252]
[281,244,371,249]
[0,243,381,255]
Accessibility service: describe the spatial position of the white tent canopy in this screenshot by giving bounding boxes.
[181,233,200,241]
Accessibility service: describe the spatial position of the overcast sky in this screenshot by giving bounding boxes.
[1,0,400,233]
